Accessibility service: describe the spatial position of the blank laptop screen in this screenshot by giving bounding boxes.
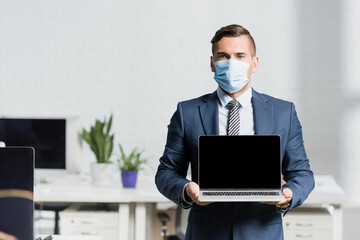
[199,135,281,189]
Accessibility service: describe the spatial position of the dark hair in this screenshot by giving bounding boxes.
[211,24,256,56]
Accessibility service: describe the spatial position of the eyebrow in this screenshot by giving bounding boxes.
[215,52,229,56]
[216,51,247,56]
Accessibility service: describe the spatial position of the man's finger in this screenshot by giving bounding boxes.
[186,182,200,202]
[185,181,213,206]
[260,200,288,205]
[195,200,213,206]
[191,195,199,203]
[190,191,199,202]
[282,188,293,199]
[261,201,278,205]
[275,200,289,205]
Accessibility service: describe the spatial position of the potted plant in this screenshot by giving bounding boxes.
[117,144,147,188]
[82,114,114,185]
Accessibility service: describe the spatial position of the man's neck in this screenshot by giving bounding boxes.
[224,81,251,99]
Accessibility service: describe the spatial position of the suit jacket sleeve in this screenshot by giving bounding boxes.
[155,102,191,206]
[282,102,315,214]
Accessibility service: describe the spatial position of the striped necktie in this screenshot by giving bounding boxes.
[227,99,240,135]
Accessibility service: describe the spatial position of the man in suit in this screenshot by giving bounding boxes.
[155,24,314,240]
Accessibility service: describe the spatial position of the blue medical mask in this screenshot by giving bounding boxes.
[213,59,250,93]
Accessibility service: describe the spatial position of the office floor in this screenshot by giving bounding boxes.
[35,207,360,240]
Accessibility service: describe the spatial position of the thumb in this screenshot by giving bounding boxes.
[186,182,200,200]
[282,188,293,199]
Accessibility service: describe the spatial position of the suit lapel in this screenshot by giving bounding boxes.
[252,89,273,135]
[198,89,273,135]
[199,91,219,135]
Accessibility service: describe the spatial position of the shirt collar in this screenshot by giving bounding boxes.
[216,86,252,108]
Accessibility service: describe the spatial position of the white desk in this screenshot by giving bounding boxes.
[35,172,167,240]
[301,175,347,240]
[35,174,346,240]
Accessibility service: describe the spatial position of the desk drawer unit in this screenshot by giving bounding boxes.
[283,207,333,240]
[60,203,118,240]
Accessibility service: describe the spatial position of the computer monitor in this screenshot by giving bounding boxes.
[0,117,83,173]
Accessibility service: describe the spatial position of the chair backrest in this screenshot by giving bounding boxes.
[0,147,34,240]
[175,207,190,240]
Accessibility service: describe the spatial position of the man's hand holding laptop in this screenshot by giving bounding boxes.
[261,188,293,209]
[185,182,213,206]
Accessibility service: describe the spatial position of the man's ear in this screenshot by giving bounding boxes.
[252,56,259,73]
[210,56,215,73]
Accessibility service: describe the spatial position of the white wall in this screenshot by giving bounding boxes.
[0,0,359,203]
[340,0,360,205]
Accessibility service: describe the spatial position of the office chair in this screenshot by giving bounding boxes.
[0,146,34,239]
[157,206,190,240]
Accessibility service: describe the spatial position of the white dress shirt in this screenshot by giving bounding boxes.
[216,86,255,135]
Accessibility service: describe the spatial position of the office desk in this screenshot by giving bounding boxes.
[301,175,347,240]
[35,172,168,240]
[35,174,346,240]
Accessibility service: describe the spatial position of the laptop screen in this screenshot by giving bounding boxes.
[199,135,281,189]
[0,147,34,240]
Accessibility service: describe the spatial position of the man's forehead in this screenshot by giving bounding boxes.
[214,36,253,55]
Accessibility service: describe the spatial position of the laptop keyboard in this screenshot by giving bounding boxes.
[203,191,280,196]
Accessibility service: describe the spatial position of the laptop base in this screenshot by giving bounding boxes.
[198,190,285,202]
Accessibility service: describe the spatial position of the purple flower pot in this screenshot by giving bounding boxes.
[121,171,138,188]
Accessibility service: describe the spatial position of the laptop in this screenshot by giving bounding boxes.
[198,135,285,202]
[0,146,34,240]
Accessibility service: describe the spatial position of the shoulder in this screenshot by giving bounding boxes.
[178,91,217,108]
[252,89,294,110]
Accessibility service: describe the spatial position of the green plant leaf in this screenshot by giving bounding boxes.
[117,144,147,172]
[106,114,113,136]
[82,115,114,163]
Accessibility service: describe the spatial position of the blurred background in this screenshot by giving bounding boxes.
[0,0,359,238]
